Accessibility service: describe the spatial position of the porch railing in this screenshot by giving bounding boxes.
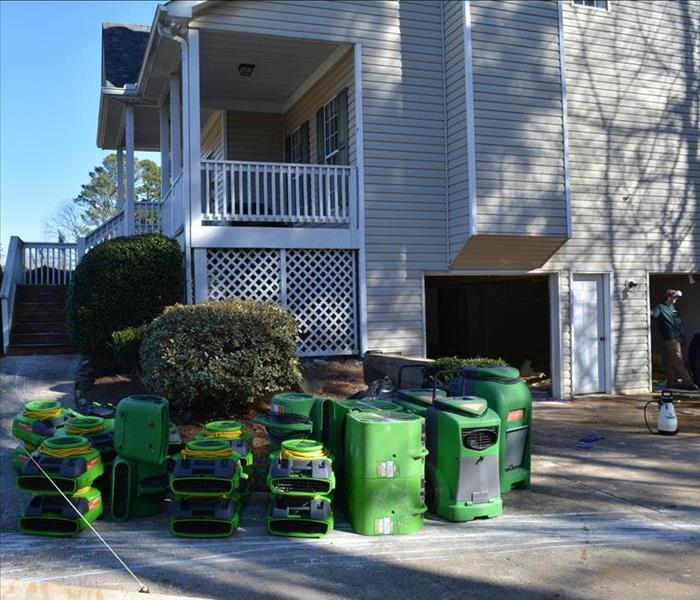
[201,160,355,224]
[1,237,77,353]
[83,210,125,253]
[161,172,185,237]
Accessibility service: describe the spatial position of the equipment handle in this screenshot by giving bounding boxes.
[412,448,429,460]
[397,364,427,389]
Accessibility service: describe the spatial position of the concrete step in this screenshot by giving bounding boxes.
[6,343,77,355]
[10,332,72,346]
[11,321,68,334]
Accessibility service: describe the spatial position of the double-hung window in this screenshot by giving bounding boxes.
[322,97,339,165]
[571,0,609,9]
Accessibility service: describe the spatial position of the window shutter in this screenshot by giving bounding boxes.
[316,108,325,164]
[284,134,292,163]
[300,121,310,163]
[336,87,349,165]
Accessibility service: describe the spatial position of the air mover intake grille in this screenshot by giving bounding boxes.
[171,520,235,537]
[272,479,332,495]
[462,427,498,451]
[171,478,233,495]
[17,476,76,494]
[267,520,329,535]
[19,517,80,535]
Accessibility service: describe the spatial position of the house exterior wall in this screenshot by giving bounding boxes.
[191,0,449,356]
[225,111,284,162]
[284,48,355,165]
[541,0,700,395]
[185,0,698,396]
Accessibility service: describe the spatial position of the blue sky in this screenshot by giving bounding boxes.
[0,0,161,254]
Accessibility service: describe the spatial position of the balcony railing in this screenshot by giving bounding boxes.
[201,160,355,225]
[161,172,184,238]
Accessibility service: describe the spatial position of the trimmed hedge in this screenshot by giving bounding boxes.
[140,300,301,417]
[110,325,146,372]
[423,356,508,386]
[67,234,184,361]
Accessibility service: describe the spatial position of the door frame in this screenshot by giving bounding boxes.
[570,271,614,395]
[422,270,564,400]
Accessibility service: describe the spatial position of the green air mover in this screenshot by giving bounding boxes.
[19,487,103,537]
[197,420,254,471]
[111,395,170,521]
[426,396,502,522]
[170,439,242,498]
[111,456,167,520]
[170,497,241,538]
[345,411,427,536]
[17,436,104,495]
[11,443,37,473]
[324,398,404,501]
[449,366,532,493]
[268,440,335,496]
[394,388,448,418]
[266,495,334,538]
[12,400,65,447]
[114,395,170,465]
[254,392,327,447]
[58,416,116,470]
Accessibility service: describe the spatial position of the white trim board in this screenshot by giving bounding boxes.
[558,0,573,238]
[463,0,478,237]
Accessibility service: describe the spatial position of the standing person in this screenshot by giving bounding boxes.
[651,289,698,390]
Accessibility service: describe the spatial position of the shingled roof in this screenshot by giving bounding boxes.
[102,22,151,88]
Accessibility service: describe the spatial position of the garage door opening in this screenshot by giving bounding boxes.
[425,275,552,392]
[648,273,700,388]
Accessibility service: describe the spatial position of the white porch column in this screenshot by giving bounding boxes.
[181,28,201,303]
[124,105,136,235]
[169,74,182,183]
[159,104,171,199]
[116,148,125,211]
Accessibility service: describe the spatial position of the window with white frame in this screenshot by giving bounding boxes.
[572,0,609,9]
[322,97,339,165]
[289,127,304,163]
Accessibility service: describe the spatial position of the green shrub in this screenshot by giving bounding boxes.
[67,234,184,362]
[423,356,508,386]
[110,325,146,372]
[140,299,301,417]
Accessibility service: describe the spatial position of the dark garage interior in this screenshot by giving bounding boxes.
[648,273,700,384]
[425,275,551,379]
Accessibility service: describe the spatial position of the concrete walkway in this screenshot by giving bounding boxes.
[1,355,699,599]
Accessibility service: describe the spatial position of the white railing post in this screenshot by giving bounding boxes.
[116,148,125,211]
[125,105,136,236]
[1,236,23,353]
[159,104,171,200]
[181,28,201,303]
[169,74,182,184]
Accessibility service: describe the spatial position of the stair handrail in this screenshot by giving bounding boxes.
[1,236,24,354]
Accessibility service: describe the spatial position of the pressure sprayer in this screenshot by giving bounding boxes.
[644,390,679,435]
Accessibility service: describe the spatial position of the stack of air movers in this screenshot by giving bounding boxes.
[196,420,254,502]
[345,411,427,536]
[111,395,170,521]
[254,393,327,448]
[57,415,115,491]
[16,435,104,536]
[169,438,245,537]
[265,439,335,538]
[11,400,66,474]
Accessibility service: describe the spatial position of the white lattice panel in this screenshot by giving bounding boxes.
[207,249,280,302]
[205,248,358,356]
[286,250,357,356]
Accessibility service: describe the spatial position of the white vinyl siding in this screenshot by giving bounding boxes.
[542,0,700,396]
[469,0,568,238]
[225,111,284,162]
[193,0,448,356]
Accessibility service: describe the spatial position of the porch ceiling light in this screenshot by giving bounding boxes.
[238,63,255,77]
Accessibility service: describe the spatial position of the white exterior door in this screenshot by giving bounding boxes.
[572,274,607,394]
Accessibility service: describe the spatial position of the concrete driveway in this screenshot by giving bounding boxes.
[1,354,698,599]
